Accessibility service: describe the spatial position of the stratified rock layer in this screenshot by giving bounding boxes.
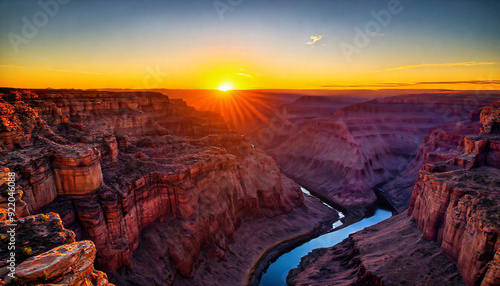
[15,241,109,286]
[0,89,305,285]
[409,101,500,286]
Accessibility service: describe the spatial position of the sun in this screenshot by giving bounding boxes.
[218,83,233,92]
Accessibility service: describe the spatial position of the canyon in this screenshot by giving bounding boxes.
[0,89,335,285]
[256,91,500,218]
[1,88,499,286]
[288,99,500,286]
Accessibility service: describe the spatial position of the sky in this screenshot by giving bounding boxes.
[0,0,499,90]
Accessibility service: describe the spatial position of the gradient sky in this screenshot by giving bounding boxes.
[0,0,499,90]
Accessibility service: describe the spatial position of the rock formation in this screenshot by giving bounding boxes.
[288,100,500,286]
[263,92,500,217]
[15,241,109,286]
[409,100,500,286]
[0,89,306,285]
[0,211,112,285]
[380,102,493,213]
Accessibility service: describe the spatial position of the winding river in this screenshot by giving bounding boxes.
[259,187,393,286]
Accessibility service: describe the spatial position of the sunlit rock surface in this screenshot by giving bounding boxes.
[15,241,111,286]
[0,213,112,285]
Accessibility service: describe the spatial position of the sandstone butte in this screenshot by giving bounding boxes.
[288,100,500,286]
[0,89,340,286]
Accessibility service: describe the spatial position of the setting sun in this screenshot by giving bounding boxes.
[218,83,233,92]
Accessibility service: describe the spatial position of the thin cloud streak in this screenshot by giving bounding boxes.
[322,80,500,88]
[375,62,498,72]
[0,64,101,75]
[0,65,25,69]
[237,72,252,77]
[44,68,102,75]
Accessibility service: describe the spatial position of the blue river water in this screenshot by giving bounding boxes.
[259,188,393,286]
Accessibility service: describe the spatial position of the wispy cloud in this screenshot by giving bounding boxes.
[306,35,323,46]
[237,72,252,78]
[0,64,25,69]
[44,68,101,75]
[0,64,101,75]
[376,61,498,72]
[322,80,500,88]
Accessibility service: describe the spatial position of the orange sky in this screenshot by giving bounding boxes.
[1,0,499,90]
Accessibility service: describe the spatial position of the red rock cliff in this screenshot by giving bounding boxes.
[409,100,500,286]
[0,89,303,284]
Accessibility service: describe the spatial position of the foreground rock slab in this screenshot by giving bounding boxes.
[15,241,111,286]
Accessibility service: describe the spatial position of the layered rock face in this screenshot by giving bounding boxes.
[409,100,500,286]
[15,241,109,286]
[53,146,103,196]
[0,89,303,285]
[288,100,500,286]
[265,92,500,217]
[381,108,485,212]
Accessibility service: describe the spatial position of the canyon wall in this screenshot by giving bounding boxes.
[263,92,500,217]
[288,100,500,286]
[380,104,486,213]
[0,89,303,285]
[409,100,500,286]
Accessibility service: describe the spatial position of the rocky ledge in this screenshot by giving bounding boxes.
[0,212,112,285]
[288,100,500,286]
